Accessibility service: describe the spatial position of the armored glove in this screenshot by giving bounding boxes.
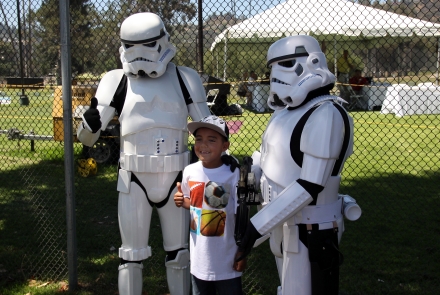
[83,97,101,133]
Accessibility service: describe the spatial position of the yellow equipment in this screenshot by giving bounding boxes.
[77,158,98,177]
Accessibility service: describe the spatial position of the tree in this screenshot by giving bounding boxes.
[32,0,96,82]
[0,40,15,76]
[200,12,244,79]
[414,0,440,23]
[90,0,197,73]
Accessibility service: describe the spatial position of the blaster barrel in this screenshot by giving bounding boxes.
[234,156,258,246]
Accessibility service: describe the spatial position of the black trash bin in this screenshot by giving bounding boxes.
[20,95,29,106]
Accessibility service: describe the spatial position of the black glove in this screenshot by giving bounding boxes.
[221,154,240,172]
[235,221,262,262]
[83,97,101,133]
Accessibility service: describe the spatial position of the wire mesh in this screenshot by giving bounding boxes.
[0,0,439,294]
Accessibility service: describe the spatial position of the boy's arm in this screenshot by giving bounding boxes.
[174,182,190,210]
[233,250,247,272]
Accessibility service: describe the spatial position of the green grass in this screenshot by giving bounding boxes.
[0,90,439,294]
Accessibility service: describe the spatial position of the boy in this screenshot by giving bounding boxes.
[174,115,245,295]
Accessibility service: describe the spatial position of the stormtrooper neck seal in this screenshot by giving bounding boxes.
[287,83,334,111]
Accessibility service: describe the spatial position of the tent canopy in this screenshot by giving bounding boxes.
[210,0,440,51]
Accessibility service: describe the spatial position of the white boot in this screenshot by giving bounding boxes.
[165,249,190,295]
[118,262,143,295]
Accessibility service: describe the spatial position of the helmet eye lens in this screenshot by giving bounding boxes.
[295,64,304,76]
[278,59,296,68]
[143,41,157,47]
[124,43,133,49]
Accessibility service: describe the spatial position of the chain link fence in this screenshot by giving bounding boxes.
[1,0,439,294]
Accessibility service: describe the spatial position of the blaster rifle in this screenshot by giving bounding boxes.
[234,156,261,247]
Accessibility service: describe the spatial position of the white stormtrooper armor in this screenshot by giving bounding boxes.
[119,12,176,79]
[266,35,336,110]
[248,35,360,295]
[77,12,211,295]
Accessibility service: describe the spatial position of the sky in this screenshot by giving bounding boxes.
[1,0,42,28]
[1,0,283,27]
[203,0,282,19]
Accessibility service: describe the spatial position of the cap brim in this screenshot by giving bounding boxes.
[188,121,228,139]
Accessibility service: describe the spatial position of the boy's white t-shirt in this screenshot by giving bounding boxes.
[181,161,241,281]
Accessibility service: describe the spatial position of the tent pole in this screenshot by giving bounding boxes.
[375,48,378,79]
[333,39,337,75]
[197,0,204,74]
[397,44,400,84]
[436,38,440,86]
[367,48,370,77]
[223,29,228,81]
[216,50,219,78]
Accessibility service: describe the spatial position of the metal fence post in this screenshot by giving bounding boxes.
[59,0,77,290]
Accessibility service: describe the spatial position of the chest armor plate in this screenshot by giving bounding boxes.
[260,107,310,188]
[119,65,189,137]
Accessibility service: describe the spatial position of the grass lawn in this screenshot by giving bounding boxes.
[0,89,439,294]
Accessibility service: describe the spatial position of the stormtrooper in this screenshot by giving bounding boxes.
[236,35,361,295]
[77,12,211,295]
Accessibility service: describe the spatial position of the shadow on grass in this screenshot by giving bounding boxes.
[1,159,439,294]
[339,169,440,295]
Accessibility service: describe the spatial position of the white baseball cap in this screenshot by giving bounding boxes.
[188,115,229,140]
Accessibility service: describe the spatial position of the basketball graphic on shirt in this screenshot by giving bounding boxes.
[204,181,229,209]
[200,209,226,236]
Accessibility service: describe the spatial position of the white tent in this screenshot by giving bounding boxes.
[211,0,440,50]
[210,0,440,80]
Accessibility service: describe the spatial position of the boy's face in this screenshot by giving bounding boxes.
[194,127,229,169]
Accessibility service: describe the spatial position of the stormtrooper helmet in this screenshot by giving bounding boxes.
[266,35,335,110]
[119,12,176,78]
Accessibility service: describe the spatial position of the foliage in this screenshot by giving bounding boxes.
[89,0,198,73]
[0,40,15,76]
[31,0,96,79]
[1,0,440,294]
[207,40,271,81]
[19,0,198,77]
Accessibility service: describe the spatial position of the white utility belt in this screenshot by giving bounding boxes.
[293,197,343,225]
[119,151,190,173]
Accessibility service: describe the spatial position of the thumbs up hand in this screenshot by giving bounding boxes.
[83,97,102,133]
[174,182,185,207]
